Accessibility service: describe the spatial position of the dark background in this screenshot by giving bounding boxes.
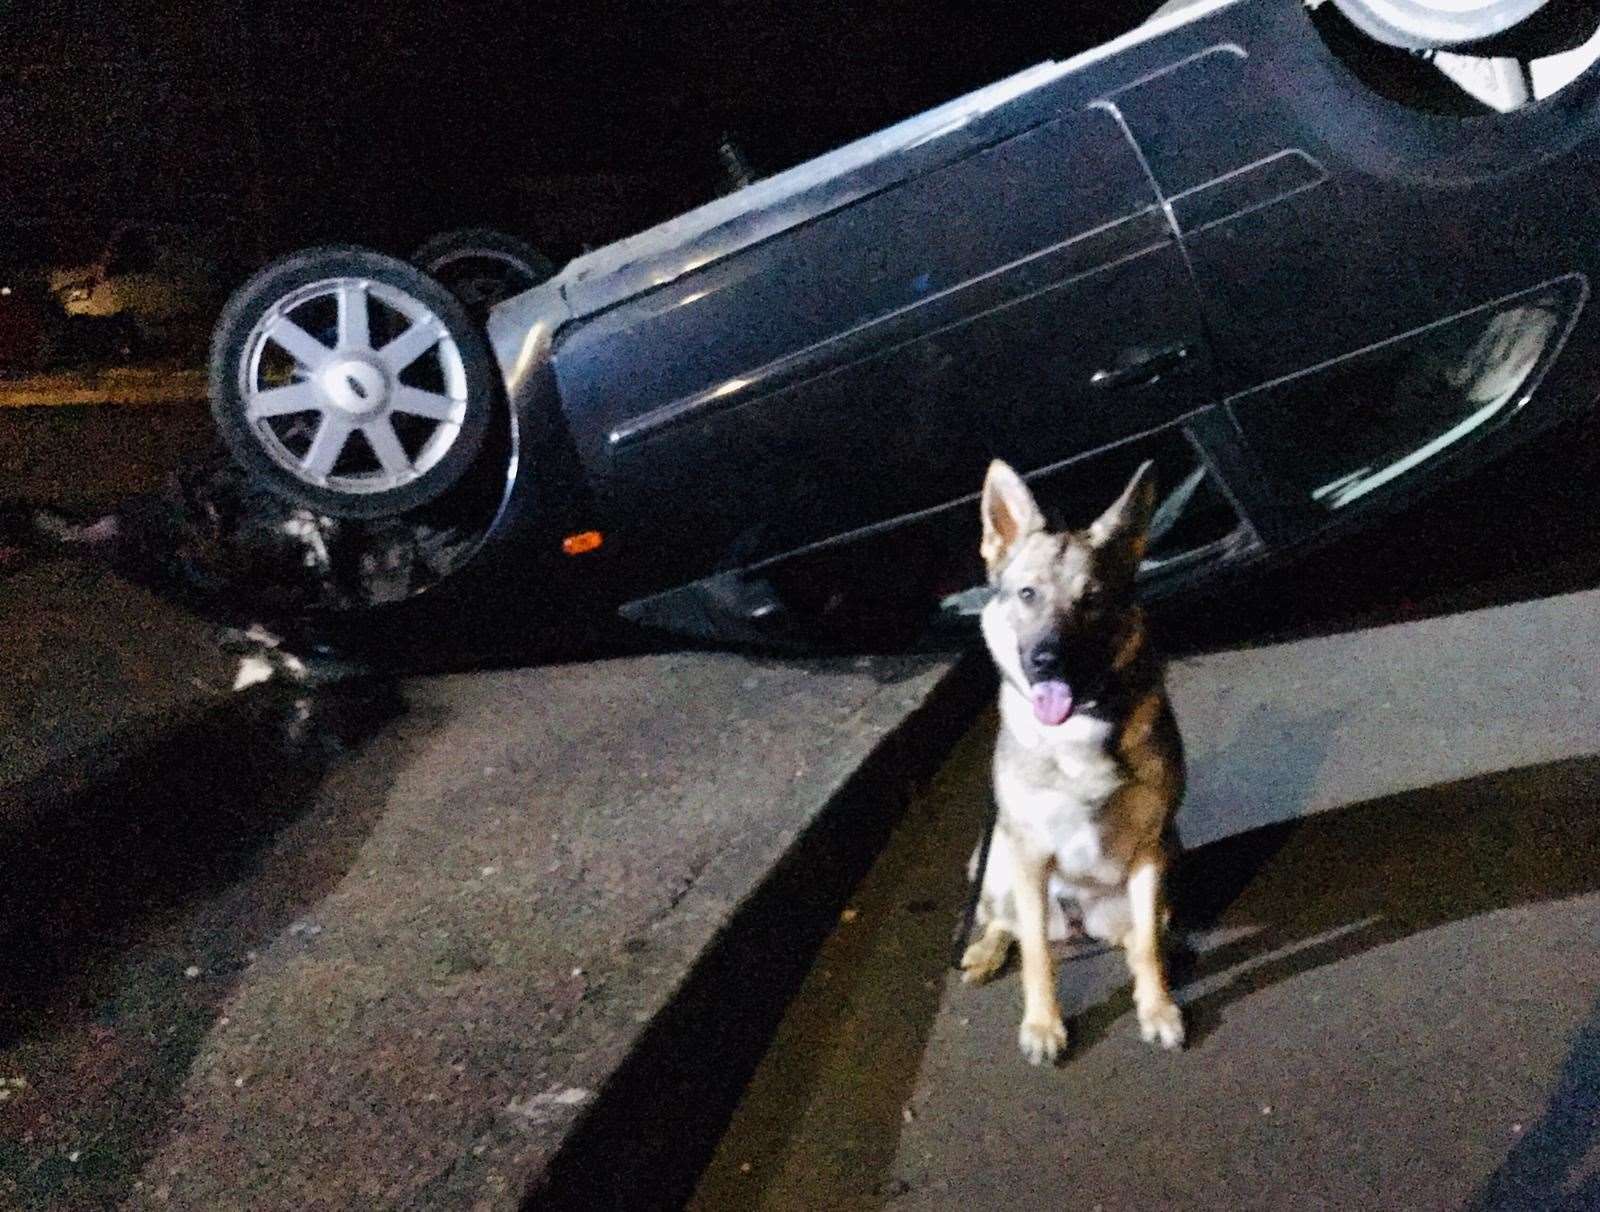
[0,0,1164,267]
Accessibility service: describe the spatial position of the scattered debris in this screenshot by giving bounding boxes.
[902,1105,915,1124]
[1260,1104,1273,1116]
[6,442,488,647]
[839,907,860,924]
[480,866,499,878]
[184,965,201,979]
[504,1084,594,1124]
[68,1151,80,1163]
[242,622,281,648]
[739,1162,753,1174]
[282,511,332,571]
[288,921,324,939]
[232,654,275,691]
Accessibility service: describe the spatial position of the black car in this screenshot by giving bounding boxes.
[206,0,1600,651]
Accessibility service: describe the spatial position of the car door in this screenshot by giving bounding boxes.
[555,96,1221,588]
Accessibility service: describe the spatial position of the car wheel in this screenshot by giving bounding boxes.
[1330,0,1552,49]
[412,227,555,320]
[209,246,497,520]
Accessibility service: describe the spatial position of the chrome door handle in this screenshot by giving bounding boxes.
[1091,342,1192,390]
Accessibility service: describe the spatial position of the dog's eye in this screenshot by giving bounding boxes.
[1016,586,1037,604]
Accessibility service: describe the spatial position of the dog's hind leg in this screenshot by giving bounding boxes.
[1125,860,1184,1050]
[960,919,1014,985]
[962,829,1019,984]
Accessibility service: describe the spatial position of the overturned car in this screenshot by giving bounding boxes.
[197,0,1600,657]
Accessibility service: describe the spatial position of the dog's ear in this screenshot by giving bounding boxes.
[980,459,1044,572]
[1088,459,1157,563]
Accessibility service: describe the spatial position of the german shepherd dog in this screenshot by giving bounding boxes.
[961,459,1185,1065]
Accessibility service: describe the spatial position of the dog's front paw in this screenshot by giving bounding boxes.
[1137,998,1185,1050]
[1018,1015,1068,1066]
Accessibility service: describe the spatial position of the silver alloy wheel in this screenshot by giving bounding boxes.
[239,277,470,496]
[1331,0,1550,49]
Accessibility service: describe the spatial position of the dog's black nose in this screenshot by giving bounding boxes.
[1025,638,1062,678]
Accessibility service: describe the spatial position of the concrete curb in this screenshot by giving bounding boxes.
[526,648,992,1211]
[123,647,995,1210]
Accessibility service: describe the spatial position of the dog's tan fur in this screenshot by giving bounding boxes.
[963,459,1185,1064]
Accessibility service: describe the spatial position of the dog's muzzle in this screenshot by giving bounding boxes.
[1021,637,1076,726]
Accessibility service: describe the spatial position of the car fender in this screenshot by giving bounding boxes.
[472,277,585,555]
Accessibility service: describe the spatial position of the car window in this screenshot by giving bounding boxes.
[1228,279,1581,515]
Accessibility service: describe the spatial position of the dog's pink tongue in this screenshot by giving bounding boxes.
[1030,680,1074,726]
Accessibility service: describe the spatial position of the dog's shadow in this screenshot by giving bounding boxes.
[1068,752,1600,1058]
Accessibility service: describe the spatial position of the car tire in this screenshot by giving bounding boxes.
[209,246,498,520]
[1330,0,1552,49]
[411,227,555,319]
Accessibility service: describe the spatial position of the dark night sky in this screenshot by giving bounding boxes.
[2,1,1162,262]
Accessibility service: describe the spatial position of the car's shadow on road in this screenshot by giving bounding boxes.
[0,677,411,1203]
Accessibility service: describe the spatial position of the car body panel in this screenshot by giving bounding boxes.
[549,105,1222,587]
[443,0,1600,649]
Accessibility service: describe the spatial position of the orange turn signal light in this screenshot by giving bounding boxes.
[561,529,604,556]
